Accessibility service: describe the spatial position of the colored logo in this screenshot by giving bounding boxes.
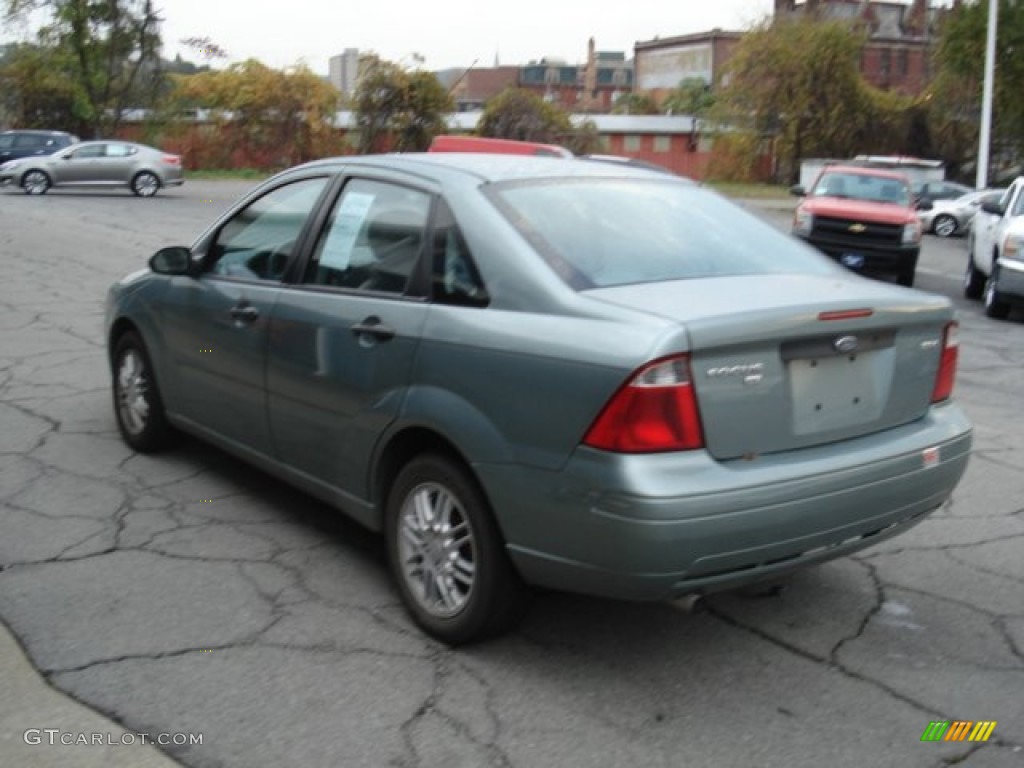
[921,721,996,743]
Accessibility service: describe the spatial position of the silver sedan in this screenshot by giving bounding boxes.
[918,188,1004,238]
[0,140,184,197]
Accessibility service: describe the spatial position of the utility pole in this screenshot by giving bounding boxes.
[977,0,998,188]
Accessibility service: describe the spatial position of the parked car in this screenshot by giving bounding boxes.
[0,129,78,165]
[918,188,1004,238]
[965,177,1024,319]
[791,165,928,286]
[0,140,183,197]
[106,154,971,644]
[915,179,974,203]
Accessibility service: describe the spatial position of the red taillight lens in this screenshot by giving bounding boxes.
[161,155,181,166]
[583,355,705,453]
[931,321,959,403]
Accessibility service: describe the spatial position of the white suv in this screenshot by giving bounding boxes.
[966,177,1024,319]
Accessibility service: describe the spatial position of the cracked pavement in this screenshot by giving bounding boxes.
[2,183,1023,767]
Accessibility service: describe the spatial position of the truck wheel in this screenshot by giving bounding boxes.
[983,268,1011,320]
[963,252,985,300]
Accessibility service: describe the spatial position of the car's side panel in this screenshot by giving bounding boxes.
[265,289,429,499]
[160,277,281,455]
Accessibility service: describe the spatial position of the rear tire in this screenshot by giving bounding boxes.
[983,267,1011,320]
[385,453,530,644]
[131,171,160,197]
[22,170,50,195]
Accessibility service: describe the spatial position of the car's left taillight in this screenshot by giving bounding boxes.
[583,354,705,453]
[931,321,959,403]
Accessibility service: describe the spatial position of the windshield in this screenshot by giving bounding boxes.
[812,171,910,206]
[488,178,836,289]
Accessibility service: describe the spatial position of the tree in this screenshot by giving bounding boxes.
[477,88,572,144]
[170,60,342,168]
[4,0,163,136]
[611,91,659,115]
[661,78,716,117]
[0,43,79,128]
[352,55,452,153]
[714,16,914,182]
[930,0,1024,177]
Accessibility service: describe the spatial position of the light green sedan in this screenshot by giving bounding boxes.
[105,154,971,644]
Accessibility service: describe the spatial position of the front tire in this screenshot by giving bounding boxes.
[983,267,1011,320]
[386,454,529,644]
[111,331,173,452]
[932,214,958,238]
[964,250,985,300]
[131,171,160,197]
[22,170,51,195]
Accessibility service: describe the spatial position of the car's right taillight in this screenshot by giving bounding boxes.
[162,155,181,166]
[583,355,705,453]
[931,321,959,403]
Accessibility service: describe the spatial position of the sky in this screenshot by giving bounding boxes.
[150,0,778,73]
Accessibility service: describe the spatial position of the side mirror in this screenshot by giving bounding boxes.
[980,200,1006,216]
[789,185,806,197]
[916,199,933,211]
[149,246,195,276]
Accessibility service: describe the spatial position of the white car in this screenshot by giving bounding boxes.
[919,188,1003,238]
[966,178,1024,319]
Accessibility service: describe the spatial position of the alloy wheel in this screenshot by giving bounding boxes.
[116,348,150,436]
[397,481,477,618]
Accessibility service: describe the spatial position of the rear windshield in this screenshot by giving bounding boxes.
[488,178,835,289]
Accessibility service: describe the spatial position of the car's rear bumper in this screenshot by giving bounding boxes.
[481,402,971,601]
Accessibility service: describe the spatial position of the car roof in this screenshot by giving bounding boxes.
[1,129,74,137]
[295,152,696,186]
[819,164,911,182]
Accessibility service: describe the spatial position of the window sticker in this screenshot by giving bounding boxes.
[319,192,375,271]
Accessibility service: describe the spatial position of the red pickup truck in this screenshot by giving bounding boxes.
[790,165,926,287]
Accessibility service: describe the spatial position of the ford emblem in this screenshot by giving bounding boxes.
[834,335,859,353]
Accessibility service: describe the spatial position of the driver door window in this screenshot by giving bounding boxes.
[207,177,328,282]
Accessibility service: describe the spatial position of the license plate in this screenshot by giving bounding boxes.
[841,253,865,268]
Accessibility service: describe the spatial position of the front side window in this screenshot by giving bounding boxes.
[490,178,835,289]
[207,177,328,282]
[0,135,14,150]
[305,178,431,295]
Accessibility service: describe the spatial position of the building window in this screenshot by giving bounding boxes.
[880,48,891,77]
[544,67,559,85]
[599,135,611,151]
[897,49,908,77]
[653,136,670,153]
[624,135,641,152]
[611,69,627,87]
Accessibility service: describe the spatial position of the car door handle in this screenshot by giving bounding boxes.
[351,316,395,342]
[229,304,259,324]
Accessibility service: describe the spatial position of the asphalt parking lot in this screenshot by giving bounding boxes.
[1,181,1023,768]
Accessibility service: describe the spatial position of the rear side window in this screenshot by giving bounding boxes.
[489,179,834,289]
[305,178,431,295]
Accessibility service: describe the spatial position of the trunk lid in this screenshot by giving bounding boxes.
[585,274,953,460]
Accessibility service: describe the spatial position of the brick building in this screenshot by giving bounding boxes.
[773,0,947,96]
[633,30,743,104]
[635,1,947,101]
